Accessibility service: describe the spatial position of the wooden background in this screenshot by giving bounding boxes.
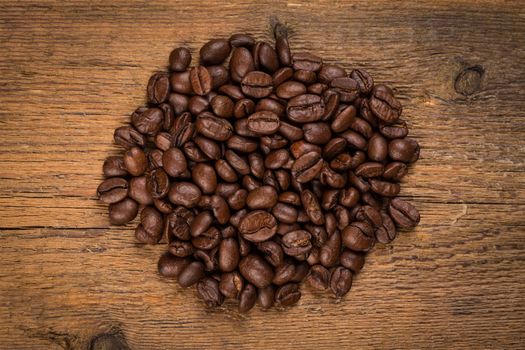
[0,0,524,349]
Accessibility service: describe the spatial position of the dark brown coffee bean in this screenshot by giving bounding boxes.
[319,164,346,189]
[339,187,360,208]
[227,135,258,154]
[192,227,221,250]
[379,120,409,139]
[291,151,323,183]
[318,64,346,83]
[272,67,294,86]
[256,98,286,117]
[169,47,191,72]
[191,163,217,194]
[226,189,247,210]
[239,210,278,242]
[147,73,170,104]
[183,141,208,163]
[230,33,255,48]
[276,81,307,99]
[321,137,346,160]
[170,70,192,94]
[177,261,205,288]
[188,95,209,115]
[126,176,152,206]
[161,147,186,177]
[287,94,325,123]
[97,177,128,204]
[246,185,278,209]
[278,191,301,206]
[258,285,275,309]
[218,238,240,272]
[194,135,221,160]
[301,190,324,225]
[230,47,255,82]
[168,240,194,257]
[321,189,339,211]
[215,159,238,182]
[264,149,290,170]
[293,52,322,72]
[350,69,374,94]
[254,41,279,73]
[375,212,397,244]
[197,277,224,307]
[277,122,303,142]
[282,230,312,256]
[154,132,172,151]
[272,262,295,285]
[294,69,317,84]
[340,250,365,273]
[369,179,400,197]
[306,264,330,290]
[238,283,257,313]
[219,271,244,299]
[260,134,288,150]
[369,84,402,122]
[210,95,234,119]
[389,138,420,163]
[241,71,273,98]
[355,162,384,178]
[319,230,341,268]
[171,112,195,147]
[342,221,375,251]
[169,182,202,208]
[195,112,233,141]
[388,198,420,228]
[190,211,213,237]
[210,194,230,224]
[145,168,169,200]
[123,147,147,176]
[356,205,383,228]
[200,38,230,65]
[130,108,163,136]
[331,105,356,133]
[207,65,228,89]
[303,122,332,145]
[257,241,284,267]
[190,66,212,96]
[275,283,301,307]
[225,150,250,176]
[367,133,388,161]
[271,203,298,224]
[247,153,265,179]
[383,162,408,181]
[349,117,373,139]
[239,254,274,288]
[158,252,190,278]
[247,111,280,135]
[342,130,367,150]
[102,156,128,177]
[291,262,310,283]
[330,266,353,297]
[331,77,359,102]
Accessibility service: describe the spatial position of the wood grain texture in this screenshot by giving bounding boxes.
[1,0,524,349]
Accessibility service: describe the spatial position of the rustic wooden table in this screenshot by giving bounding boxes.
[1,1,524,349]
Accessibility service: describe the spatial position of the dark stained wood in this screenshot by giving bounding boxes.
[0,0,524,349]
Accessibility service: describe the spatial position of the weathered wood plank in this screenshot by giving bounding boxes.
[0,0,524,349]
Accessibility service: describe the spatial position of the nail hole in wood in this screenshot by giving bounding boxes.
[454,65,484,96]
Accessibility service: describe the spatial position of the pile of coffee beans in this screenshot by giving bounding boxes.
[98,23,420,312]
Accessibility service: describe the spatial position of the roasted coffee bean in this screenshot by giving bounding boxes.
[123,147,147,176]
[210,95,234,118]
[292,151,323,183]
[290,140,322,159]
[383,162,408,181]
[192,226,221,250]
[246,185,278,209]
[218,84,245,100]
[195,112,233,141]
[265,149,290,170]
[166,209,192,241]
[145,169,169,200]
[234,98,255,119]
[225,150,250,175]
[210,194,230,224]
[154,132,172,151]
[350,69,374,94]
[256,98,286,117]
[318,64,346,83]
[108,198,138,225]
[191,163,217,194]
[272,262,295,285]
[147,73,170,104]
[197,277,224,307]
[219,271,244,298]
[282,230,312,256]
[375,212,397,244]
[389,138,420,163]
[293,52,322,72]
[278,122,304,142]
[254,41,279,73]
[356,205,383,228]
[331,77,359,102]
[239,210,278,242]
[248,153,265,178]
[330,266,353,297]
[138,206,162,243]
[322,137,347,160]
[170,70,192,94]
[200,38,230,65]
[369,84,402,122]
[168,240,194,257]
[102,156,128,177]
[227,135,258,154]
[247,111,280,135]
[162,147,187,177]
[178,261,205,287]
[238,284,257,313]
[190,66,212,96]
[369,179,400,197]
[183,141,208,162]
[368,133,388,161]
[188,95,209,115]
[171,112,195,147]
[303,122,332,145]
[301,190,324,225]
[230,47,255,82]
[294,69,317,84]
[257,240,284,267]
[207,65,229,89]
[128,176,153,205]
[388,198,420,228]
[218,238,240,272]
[169,182,202,208]
[131,107,163,136]
[275,283,301,307]
[97,178,128,204]
[114,126,146,149]
[339,187,360,208]
[230,33,255,48]
[241,71,273,98]
[291,261,310,282]
[319,230,341,267]
[342,221,375,251]
[158,252,190,278]
[319,164,346,188]
[340,250,365,273]
[272,203,299,224]
[355,162,384,178]
[379,120,409,139]
[258,285,275,309]
[191,211,213,237]
[215,159,238,182]
[272,67,294,86]
[342,130,367,150]
[331,105,356,133]
[349,117,373,139]
[287,94,325,123]
[276,81,307,99]
[239,254,274,288]
[194,135,221,160]
[307,264,330,290]
[194,248,219,272]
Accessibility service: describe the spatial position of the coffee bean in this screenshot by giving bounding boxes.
[158,252,190,278]
[355,162,384,178]
[389,138,420,163]
[108,198,138,225]
[275,283,301,307]
[123,147,147,176]
[306,264,330,290]
[247,111,280,135]
[301,190,324,225]
[170,70,193,94]
[114,126,146,149]
[331,105,356,133]
[294,69,317,84]
[195,112,233,141]
[169,47,191,72]
[254,41,279,73]
[330,266,352,297]
[194,135,221,160]
[239,254,274,288]
[257,240,284,267]
[190,66,212,96]
[388,198,420,228]
[272,67,294,87]
[291,151,324,183]
[256,98,286,117]
[102,156,128,177]
[169,182,202,208]
[178,261,205,288]
[192,226,221,250]
[257,285,275,309]
[219,271,244,298]
[369,179,400,197]
[383,162,408,181]
[230,47,255,82]
[97,178,128,204]
[368,133,388,161]
[241,71,273,98]
[282,230,312,256]
[319,230,341,267]
[340,250,365,273]
[330,77,359,102]
[303,122,332,145]
[318,64,346,83]
[239,210,278,242]
[168,240,194,257]
[200,38,231,65]
[238,284,257,313]
[191,211,213,237]
[147,73,170,104]
[369,84,402,122]
[379,119,409,139]
[215,159,238,182]
[191,163,217,194]
[246,186,278,209]
[218,238,240,272]
[350,69,374,94]
[342,221,375,251]
[197,277,224,307]
[287,94,325,123]
[375,212,397,244]
[276,81,307,99]
[129,176,154,205]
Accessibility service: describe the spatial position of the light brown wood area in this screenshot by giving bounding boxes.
[1,0,524,349]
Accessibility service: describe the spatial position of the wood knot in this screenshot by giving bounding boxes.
[89,333,130,350]
[454,65,484,96]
